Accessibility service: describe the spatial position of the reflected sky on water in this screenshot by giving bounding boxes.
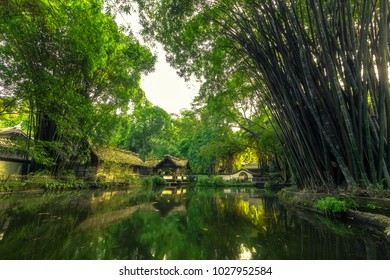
[0,187,389,259]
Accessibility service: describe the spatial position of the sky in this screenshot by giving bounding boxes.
[117,12,200,115]
[140,44,200,115]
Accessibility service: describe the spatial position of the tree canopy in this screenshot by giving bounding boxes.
[0,0,155,173]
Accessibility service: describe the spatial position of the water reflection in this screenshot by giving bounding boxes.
[0,188,389,259]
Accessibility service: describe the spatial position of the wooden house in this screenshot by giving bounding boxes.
[146,155,190,182]
[0,127,31,176]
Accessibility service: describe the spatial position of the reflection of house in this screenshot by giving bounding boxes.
[78,146,146,181]
[0,127,31,176]
[146,155,190,182]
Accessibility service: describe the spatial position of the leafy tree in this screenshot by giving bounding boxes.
[0,0,155,173]
[0,96,29,129]
[123,104,178,159]
[181,107,246,174]
[172,109,200,157]
[196,70,285,176]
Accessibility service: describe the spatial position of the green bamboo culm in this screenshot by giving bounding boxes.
[210,0,389,190]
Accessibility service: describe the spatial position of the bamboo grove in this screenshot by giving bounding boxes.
[134,0,389,190]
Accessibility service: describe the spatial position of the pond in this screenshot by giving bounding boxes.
[0,187,389,260]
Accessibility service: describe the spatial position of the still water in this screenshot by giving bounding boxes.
[0,187,389,259]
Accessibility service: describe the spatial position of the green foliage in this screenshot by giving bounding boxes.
[314,197,349,214]
[224,180,255,188]
[0,181,28,192]
[0,170,137,192]
[150,175,167,187]
[196,176,225,188]
[142,175,166,188]
[0,98,29,129]
[196,175,256,188]
[121,105,179,159]
[0,0,155,174]
[115,172,141,186]
[141,177,153,188]
[367,203,378,210]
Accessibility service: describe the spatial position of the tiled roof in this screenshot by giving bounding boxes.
[0,127,29,138]
[0,138,28,161]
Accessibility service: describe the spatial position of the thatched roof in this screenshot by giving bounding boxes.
[154,155,189,169]
[165,155,189,168]
[94,147,145,167]
[144,158,161,168]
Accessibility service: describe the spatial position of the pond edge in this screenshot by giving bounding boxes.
[277,189,390,240]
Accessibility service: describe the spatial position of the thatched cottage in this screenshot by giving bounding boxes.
[146,155,190,182]
[78,146,146,182]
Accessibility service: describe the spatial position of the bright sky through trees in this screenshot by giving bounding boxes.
[140,44,200,115]
[117,12,200,115]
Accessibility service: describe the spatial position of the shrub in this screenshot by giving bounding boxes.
[212,176,225,187]
[57,170,77,183]
[196,176,226,187]
[314,197,348,214]
[141,175,166,188]
[117,172,141,186]
[150,175,166,187]
[142,177,153,187]
[225,180,255,188]
[0,181,27,192]
[196,176,211,187]
[0,171,9,181]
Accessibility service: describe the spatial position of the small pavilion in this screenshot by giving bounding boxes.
[146,155,190,182]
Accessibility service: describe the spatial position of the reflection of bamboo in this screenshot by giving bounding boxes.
[0,217,11,241]
[75,203,155,232]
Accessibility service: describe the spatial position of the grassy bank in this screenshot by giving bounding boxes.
[278,189,390,238]
[0,174,166,193]
[196,175,256,188]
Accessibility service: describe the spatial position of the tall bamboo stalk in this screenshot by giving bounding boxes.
[378,0,389,185]
[209,0,389,189]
